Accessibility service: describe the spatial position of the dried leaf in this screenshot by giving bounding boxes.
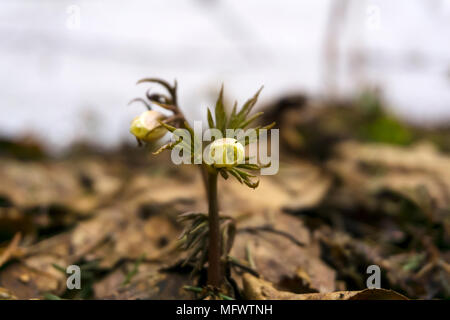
[243,273,408,300]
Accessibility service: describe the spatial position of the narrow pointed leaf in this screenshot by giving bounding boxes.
[219,169,229,180]
[237,163,260,170]
[234,167,257,178]
[207,108,215,128]
[227,101,238,128]
[214,85,227,133]
[158,120,177,133]
[243,177,260,189]
[240,112,264,129]
[152,140,180,155]
[238,87,262,117]
[229,168,244,184]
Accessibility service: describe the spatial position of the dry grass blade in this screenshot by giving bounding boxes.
[0,233,22,268]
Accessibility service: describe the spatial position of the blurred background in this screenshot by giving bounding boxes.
[1,0,450,152]
[0,0,450,301]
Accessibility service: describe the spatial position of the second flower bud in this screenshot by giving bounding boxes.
[130,110,168,142]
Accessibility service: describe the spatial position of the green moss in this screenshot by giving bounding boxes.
[356,91,413,146]
[359,116,413,145]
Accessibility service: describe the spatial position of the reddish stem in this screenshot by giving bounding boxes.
[207,172,222,287]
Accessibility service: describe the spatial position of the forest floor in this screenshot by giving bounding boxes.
[0,93,449,300]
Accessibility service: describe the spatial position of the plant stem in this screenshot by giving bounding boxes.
[207,171,222,287]
[199,165,208,197]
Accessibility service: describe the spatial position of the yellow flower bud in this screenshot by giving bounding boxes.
[208,138,245,168]
[130,110,167,142]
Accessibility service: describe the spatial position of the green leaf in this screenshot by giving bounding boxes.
[238,86,262,117]
[227,101,238,128]
[207,108,215,128]
[231,101,237,118]
[182,244,203,267]
[122,253,146,286]
[52,263,67,274]
[182,121,203,162]
[184,120,196,137]
[229,168,244,184]
[236,163,260,170]
[178,218,205,241]
[158,120,177,133]
[240,112,264,129]
[190,221,208,235]
[229,86,263,129]
[178,212,207,222]
[219,293,235,300]
[261,122,276,130]
[219,169,229,180]
[153,140,180,155]
[183,285,203,293]
[44,293,62,300]
[243,177,260,189]
[240,121,276,146]
[231,167,260,189]
[233,167,256,178]
[214,85,227,133]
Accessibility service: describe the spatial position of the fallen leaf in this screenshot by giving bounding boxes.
[243,273,408,300]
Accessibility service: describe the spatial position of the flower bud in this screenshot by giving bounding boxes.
[130,110,167,142]
[208,138,245,168]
